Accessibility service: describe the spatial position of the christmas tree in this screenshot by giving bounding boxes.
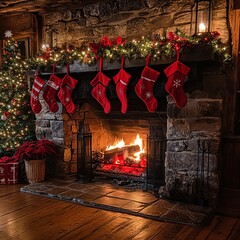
[0,30,35,155]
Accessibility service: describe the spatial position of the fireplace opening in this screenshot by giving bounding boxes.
[76,109,166,193]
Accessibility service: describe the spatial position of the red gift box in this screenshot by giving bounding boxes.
[0,162,19,184]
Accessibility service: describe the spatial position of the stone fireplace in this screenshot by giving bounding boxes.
[34,59,223,207]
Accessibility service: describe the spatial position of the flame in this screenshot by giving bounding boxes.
[106,139,125,150]
[133,134,144,160]
[106,134,144,162]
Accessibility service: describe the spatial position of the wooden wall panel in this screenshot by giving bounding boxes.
[234,0,240,9]
[0,13,33,38]
[222,137,240,189]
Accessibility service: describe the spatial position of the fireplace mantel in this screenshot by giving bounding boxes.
[37,45,214,75]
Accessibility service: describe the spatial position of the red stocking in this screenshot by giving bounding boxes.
[135,54,160,112]
[113,57,131,113]
[90,58,111,114]
[164,60,190,108]
[57,66,78,114]
[30,72,45,114]
[43,65,62,113]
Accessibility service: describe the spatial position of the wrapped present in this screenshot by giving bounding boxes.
[0,162,19,184]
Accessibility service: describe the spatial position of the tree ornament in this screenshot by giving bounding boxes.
[90,57,111,114]
[1,114,7,121]
[135,54,160,112]
[57,65,78,114]
[113,57,131,114]
[4,30,13,38]
[43,64,62,113]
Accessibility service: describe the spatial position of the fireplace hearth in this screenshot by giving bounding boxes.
[35,61,223,207]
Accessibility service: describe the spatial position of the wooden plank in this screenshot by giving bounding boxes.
[0,185,240,239]
[63,215,132,240]
[131,220,170,240]
[233,0,240,9]
[228,219,240,240]
[0,184,24,197]
[173,215,221,240]
[207,216,238,240]
[0,13,33,38]
[151,222,183,239]
[221,137,240,188]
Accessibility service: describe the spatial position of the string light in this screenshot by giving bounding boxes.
[0,37,35,154]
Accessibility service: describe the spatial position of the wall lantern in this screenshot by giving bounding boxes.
[192,0,212,35]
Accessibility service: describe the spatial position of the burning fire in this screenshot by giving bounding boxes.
[106,134,145,162]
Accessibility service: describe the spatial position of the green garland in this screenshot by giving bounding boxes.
[30,29,232,69]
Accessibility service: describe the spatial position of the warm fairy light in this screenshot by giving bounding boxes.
[42,44,50,51]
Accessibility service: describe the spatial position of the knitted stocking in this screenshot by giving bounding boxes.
[30,73,45,114]
[43,65,62,113]
[57,66,78,113]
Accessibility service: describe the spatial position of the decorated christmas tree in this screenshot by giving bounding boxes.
[0,30,35,155]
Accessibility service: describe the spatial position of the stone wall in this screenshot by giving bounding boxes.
[159,93,222,206]
[43,0,229,47]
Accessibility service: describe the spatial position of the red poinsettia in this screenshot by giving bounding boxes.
[14,139,57,161]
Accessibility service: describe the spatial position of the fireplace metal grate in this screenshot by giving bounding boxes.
[146,125,166,193]
[77,115,93,183]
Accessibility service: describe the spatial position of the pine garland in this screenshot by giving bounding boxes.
[30,30,232,69]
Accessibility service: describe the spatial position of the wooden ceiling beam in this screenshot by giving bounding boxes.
[0,0,107,15]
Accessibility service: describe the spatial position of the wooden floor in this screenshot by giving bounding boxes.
[0,185,240,240]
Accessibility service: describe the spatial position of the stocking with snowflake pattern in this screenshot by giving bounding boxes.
[113,57,131,114]
[90,57,111,114]
[135,54,160,112]
[164,60,190,108]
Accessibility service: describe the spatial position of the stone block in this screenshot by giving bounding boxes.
[167,98,223,118]
[86,16,99,26]
[36,120,50,128]
[51,121,64,138]
[165,151,217,172]
[36,128,53,139]
[84,4,100,16]
[52,138,65,148]
[118,0,145,11]
[167,117,221,140]
[64,148,72,162]
[166,138,220,154]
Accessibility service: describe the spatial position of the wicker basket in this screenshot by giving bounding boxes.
[24,159,46,183]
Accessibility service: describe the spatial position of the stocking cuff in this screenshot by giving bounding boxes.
[90,72,111,87]
[113,69,131,85]
[49,74,62,89]
[164,60,190,77]
[34,76,45,88]
[47,80,60,90]
[141,66,160,82]
[62,74,78,89]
